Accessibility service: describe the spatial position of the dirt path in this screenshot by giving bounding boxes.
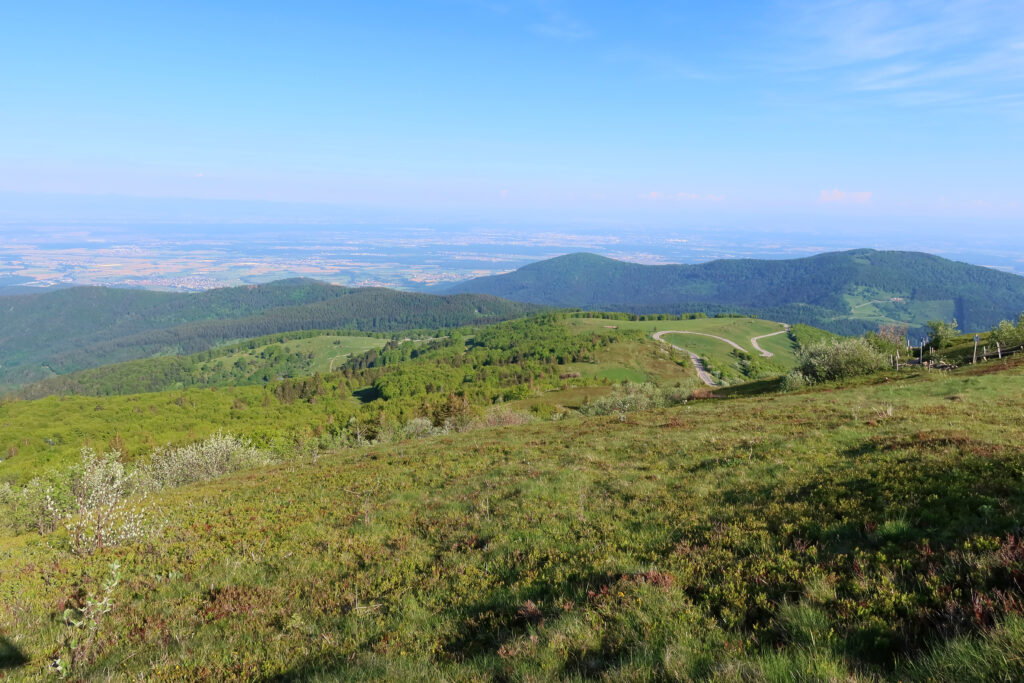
[749,325,790,358]
[652,330,725,386]
[653,330,748,353]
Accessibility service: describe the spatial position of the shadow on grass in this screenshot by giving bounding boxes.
[0,636,28,670]
[441,570,615,661]
[719,440,1024,668]
[711,377,783,398]
[261,571,626,681]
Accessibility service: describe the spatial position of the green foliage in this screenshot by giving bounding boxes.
[926,318,961,349]
[788,323,839,350]
[579,382,686,415]
[0,280,539,390]
[989,313,1024,349]
[14,333,387,399]
[0,315,640,484]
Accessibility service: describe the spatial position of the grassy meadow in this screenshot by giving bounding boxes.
[0,356,1023,679]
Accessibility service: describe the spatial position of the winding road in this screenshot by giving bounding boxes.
[652,330,724,386]
[653,324,793,386]
[749,324,791,358]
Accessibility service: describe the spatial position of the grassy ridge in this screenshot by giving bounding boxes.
[1,358,1023,679]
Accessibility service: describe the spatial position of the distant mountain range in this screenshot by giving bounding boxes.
[448,249,1024,336]
[0,279,538,390]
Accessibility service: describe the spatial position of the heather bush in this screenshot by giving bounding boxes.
[471,405,536,429]
[136,432,273,491]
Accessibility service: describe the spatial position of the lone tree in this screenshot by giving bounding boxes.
[926,319,960,349]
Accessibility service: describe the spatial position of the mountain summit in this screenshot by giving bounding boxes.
[449,249,1024,335]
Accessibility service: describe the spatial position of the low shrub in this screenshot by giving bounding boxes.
[471,406,536,429]
[780,370,809,391]
[136,432,273,492]
[580,382,686,416]
[66,449,151,556]
[795,338,888,385]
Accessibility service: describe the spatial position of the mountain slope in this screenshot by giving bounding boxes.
[3,354,1024,679]
[449,249,1024,334]
[0,279,539,389]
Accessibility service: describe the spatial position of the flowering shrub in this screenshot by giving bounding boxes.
[402,417,447,439]
[794,338,888,385]
[66,449,151,556]
[580,382,686,416]
[136,432,272,491]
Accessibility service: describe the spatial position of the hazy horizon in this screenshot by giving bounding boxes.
[3,1,1022,239]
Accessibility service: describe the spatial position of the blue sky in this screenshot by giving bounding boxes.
[2,0,1022,232]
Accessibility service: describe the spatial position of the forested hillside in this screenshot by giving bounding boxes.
[11,330,390,399]
[449,249,1024,335]
[0,279,539,389]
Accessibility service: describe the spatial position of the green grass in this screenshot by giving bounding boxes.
[594,367,649,383]
[566,315,786,340]
[0,385,341,484]
[2,357,1024,679]
[567,316,799,384]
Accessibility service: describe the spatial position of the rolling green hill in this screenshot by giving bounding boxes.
[0,279,539,390]
[448,249,1024,336]
[10,331,390,400]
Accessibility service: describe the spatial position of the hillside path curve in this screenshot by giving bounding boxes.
[652,330,737,387]
[749,325,791,358]
[653,330,748,353]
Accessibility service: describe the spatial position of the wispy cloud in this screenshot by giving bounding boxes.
[820,189,872,204]
[530,10,590,41]
[779,0,1024,107]
[606,50,709,80]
